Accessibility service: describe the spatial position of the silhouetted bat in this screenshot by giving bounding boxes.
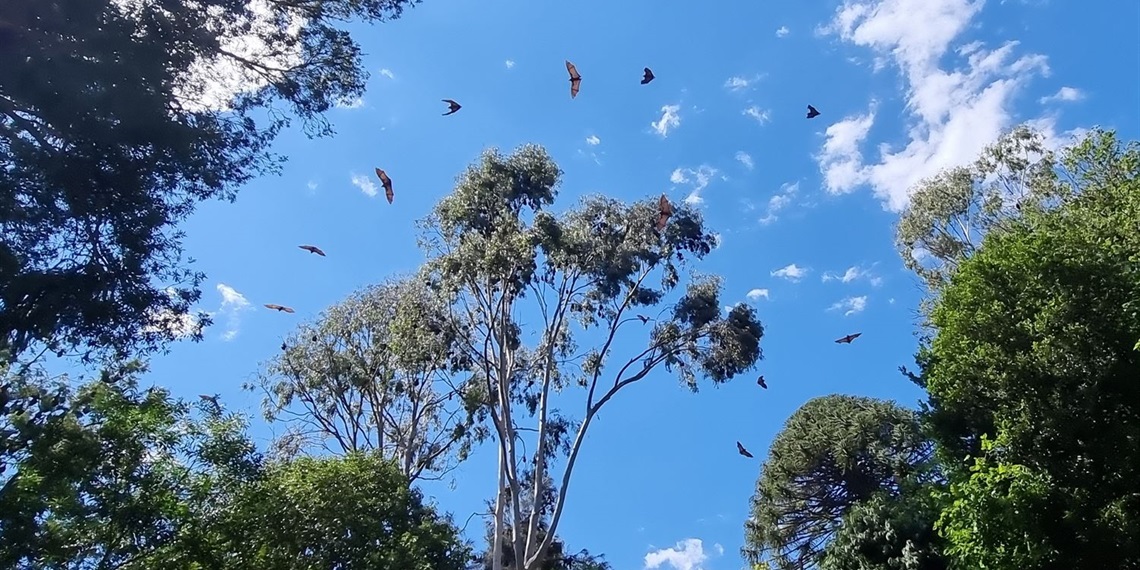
[757,375,767,389]
[280,342,287,351]
[835,332,862,344]
[298,245,326,256]
[566,60,582,98]
[374,168,394,204]
[636,315,649,324]
[641,67,655,85]
[442,99,461,116]
[199,394,220,407]
[807,105,821,119]
[657,194,674,231]
[737,441,754,458]
[264,304,295,314]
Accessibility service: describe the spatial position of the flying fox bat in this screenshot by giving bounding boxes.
[835,332,862,344]
[807,104,821,119]
[757,375,768,389]
[298,245,326,256]
[641,67,655,85]
[374,168,394,204]
[264,304,295,314]
[657,194,674,231]
[737,441,754,458]
[442,99,461,115]
[566,60,582,98]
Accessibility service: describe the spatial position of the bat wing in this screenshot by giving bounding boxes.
[565,60,580,80]
[384,183,394,204]
[642,67,654,84]
[264,304,281,311]
[282,306,295,314]
[312,247,326,256]
[570,78,580,98]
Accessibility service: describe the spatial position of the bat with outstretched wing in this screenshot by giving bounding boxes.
[566,60,582,98]
[641,67,655,85]
[374,168,394,204]
[264,304,295,314]
[657,194,674,231]
[835,332,862,344]
[807,104,821,119]
[442,99,461,116]
[757,375,768,389]
[298,245,326,257]
[737,441,754,458]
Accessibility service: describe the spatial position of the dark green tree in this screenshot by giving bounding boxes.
[219,452,473,570]
[743,395,935,570]
[0,361,262,569]
[820,490,947,570]
[419,144,764,570]
[0,0,420,363]
[919,129,1140,568]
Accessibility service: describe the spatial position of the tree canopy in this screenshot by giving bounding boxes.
[0,0,419,363]
[419,144,764,570]
[744,395,934,570]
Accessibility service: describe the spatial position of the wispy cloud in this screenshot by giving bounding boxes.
[215,283,251,341]
[505,60,516,69]
[645,538,713,570]
[378,68,396,79]
[816,0,1063,211]
[652,104,682,137]
[305,180,318,193]
[671,165,718,205]
[743,106,771,125]
[771,263,810,282]
[829,295,868,317]
[776,26,791,37]
[760,181,799,225]
[724,74,762,92]
[735,151,754,170]
[350,173,378,197]
[586,134,601,145]
[1039,86,1084,104]
[746,288,770,301]
[822,264,882,286]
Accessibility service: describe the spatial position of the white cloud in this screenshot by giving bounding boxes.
[829,295,869,317]
[776,26,791,37]
[724,75,761,91]
[760,181,799,225]
[505,60,516,69]
[586,135,601,145]
[645,538,711,570]
[817,109,876,194]
[350,173,378,197]
[215,283,251,341]
[670,165,718,205]
[378,68,396,79]
[771,263,810,282]
[735,151,755,170]
[1039,86,1084,104]
[652,105,682,137]
[823,265,887,286]
[817,0,1062,211]
[743,106,771,125]
[746,288,770,301]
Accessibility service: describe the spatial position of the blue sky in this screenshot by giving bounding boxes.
[64,0,1140,568]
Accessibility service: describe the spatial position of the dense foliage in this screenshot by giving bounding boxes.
[0,0,419,363]
[744,128,1140,570]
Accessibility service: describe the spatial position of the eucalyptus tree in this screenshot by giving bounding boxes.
[419,144,765,570]
[0,0,421,363]
[895,125,1072,296]
[253,275,483,483]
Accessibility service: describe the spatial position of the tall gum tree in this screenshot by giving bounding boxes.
[251,275,483,483]
[418,144,765,570]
